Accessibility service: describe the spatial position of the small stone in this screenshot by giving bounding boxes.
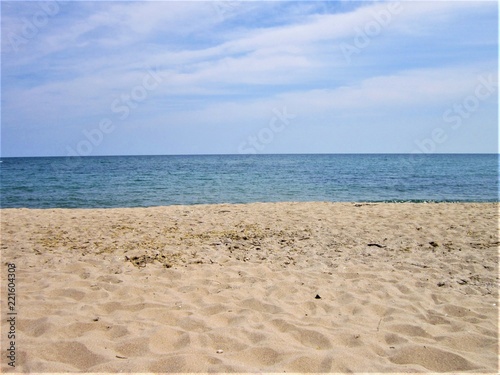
[457,279,468,285]
[216,349,223,354]
[437,282,445,287]
[315,294,322,299]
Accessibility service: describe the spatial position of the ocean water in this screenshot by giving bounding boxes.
[0,154,498,208]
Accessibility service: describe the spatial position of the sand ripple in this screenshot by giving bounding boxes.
[1,202,498,372]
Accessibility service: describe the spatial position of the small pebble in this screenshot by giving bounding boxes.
[315,294,322,299]
[216,349,223,354]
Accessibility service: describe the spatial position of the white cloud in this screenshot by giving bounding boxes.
[1,1,497,155]
[135,64,497,132]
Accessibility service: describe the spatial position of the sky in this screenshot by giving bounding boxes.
[1,0,498,157]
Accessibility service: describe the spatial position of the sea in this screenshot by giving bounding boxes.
[0,154,498,209]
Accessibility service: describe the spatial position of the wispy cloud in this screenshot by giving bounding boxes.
[1,1,497,156]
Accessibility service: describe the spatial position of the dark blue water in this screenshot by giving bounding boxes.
[0,154,498,208]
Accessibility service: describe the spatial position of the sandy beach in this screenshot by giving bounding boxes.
[1,202,498,373]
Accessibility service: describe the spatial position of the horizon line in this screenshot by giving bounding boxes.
[1,152,499,158]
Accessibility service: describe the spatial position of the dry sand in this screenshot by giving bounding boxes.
[0,202,498,373]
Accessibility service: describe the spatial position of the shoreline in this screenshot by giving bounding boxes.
[1,202,498,372]
[1,200,498,210]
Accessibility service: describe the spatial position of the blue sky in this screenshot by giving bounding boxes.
[1,0,498,156]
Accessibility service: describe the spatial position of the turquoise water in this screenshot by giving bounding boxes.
[0,154,498,208]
